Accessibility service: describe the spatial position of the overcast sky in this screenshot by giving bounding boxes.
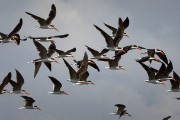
[0,0,180,120]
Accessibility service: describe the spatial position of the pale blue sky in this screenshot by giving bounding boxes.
[0,0,180,120]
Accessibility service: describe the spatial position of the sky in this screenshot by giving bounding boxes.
[0,0,180,120]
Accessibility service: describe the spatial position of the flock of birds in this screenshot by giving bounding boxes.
[0,4,179,120]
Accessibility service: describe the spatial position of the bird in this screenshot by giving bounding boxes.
[85,45,109,60]
[28,39,59,78]
[101,55,126,70]
[9,69,30,95]
[0,18,22,45]
[63,52,95,85]
[114,45,142,57]
[54,47,76,58]
[73,59,100,72]
[149,60,175,82]
[25,4,58,31]
[135,56,162,63]
[19,96,40,110]
[141,48,168,64]
[0,72,11,94]
[104,17,129,38]
[166,71,180,92]
[94,24,122,51]
[27,34,69,42]
[162,116,171,120]
[137,62,167,85]
[48,76,68,95]
[110,104,131,119]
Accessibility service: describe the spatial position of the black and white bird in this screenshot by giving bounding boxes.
[110,104,132,119]
[141,49,168,64]
[54,47,76,58]
[166,71,180,92]
[19,96,40,110]
[63,52,94,85]
[27,34,69,42]
[9,69,30,95]
[73,59,100,72]
[104,17,129,38]
[26,4,58,31]
[101,55,125,70]
[0,72,11,94]
[28,39,59,78]
[48,76,68,95]
[137,62,167,85]
[85,45,109,60]
[0,18,22,45]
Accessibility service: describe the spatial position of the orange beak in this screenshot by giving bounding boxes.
[53,27,59,32]
[91,82,95,85]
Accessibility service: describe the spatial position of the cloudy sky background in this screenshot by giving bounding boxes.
[0,0,180,120]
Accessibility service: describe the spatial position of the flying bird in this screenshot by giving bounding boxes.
[25,4,58,31]
[73,59,100,72]
[28,39,59,78]
[104,17,129,38]
[27,34,69,42]
[114,45,142,57]
[9,69,30,95]
[141,49,168,64]
[63,52,95,85]
[110,104,131,119]
[0,72,11,94]
[48,76,68,95]
[135,56,162,63]
[101,55,125,70]
[166,71,180,92]
[54,47,76,58]
[137,62,168,85]
[0,18,22,45]
[94,24,122,51]
[19,96,40,110]
[85,45,109,60]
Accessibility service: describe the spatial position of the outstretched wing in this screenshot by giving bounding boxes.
[46,4,56,24]
[25,12,46,26]
[8,18,23,38]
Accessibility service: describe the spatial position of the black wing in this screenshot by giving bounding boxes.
[48,76,62,92]
[46,4,56,24]
[25,12,46,26]
[8,18,23,38]
[15,69,24,87]
[0,72,11,93]
[33,39,48,58]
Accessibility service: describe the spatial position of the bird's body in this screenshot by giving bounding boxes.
[29,39,58,78]
[166,71,180,92]
[27,34,69,42]
[137,62,170,85]
[102,55,125,70]
[9,69,29,95]
[110,104,131,119]
[48,76,68,95]
[54,47,76,58]
[73,59,100,72]
[85,45,109,60]
[141,48,168,64]
[19,96,40,110]
[26,4,58,31]
[63,52,95,85]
